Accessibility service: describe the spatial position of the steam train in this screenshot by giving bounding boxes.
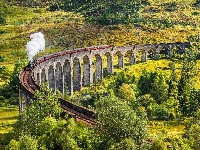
[24,45,110,71]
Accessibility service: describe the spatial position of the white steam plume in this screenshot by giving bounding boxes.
[26,32,45,61]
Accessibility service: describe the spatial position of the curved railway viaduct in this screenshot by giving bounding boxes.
[19,42,190,125]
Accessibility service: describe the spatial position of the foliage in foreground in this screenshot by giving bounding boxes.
[95,96,148,146]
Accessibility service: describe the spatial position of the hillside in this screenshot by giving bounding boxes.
[1,0,200,149]
[1,0,200,67]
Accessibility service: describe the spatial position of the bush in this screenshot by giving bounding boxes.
[95,96,148,144]
[0,96,6,101]
[138,69,157,95]
[152,104,171,120]
[194,0,200,7]
[137,94,155,108]
[0,55,5,62]
[150,139,167,150]
[9,93,19,105]
[5,140,19,150]
[109,138,136,150]
[118,83,136,101]
[0,14,6,25]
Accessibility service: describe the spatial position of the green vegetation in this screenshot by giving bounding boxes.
[0,107,18,150]
[1,0,200,149]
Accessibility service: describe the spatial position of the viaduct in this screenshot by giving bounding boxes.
[19,42,190,124]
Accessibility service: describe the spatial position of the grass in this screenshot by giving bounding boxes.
[0,107,18,133]
[0,106,18,149]
[149,120,185,136]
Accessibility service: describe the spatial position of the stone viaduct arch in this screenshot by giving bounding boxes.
[30,42,190,97]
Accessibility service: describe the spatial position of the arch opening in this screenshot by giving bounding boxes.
[83,55,90,86]
[148,48,157,60]
[171,46,183,59]
[63,59,71,95]
[159,47,170,58]
[55,62,63,93]
[125,50,135,65]
[103,52,113,77]
[136,49,147,62]
[114,51,124,68]
[41,68,46,84]
[48,65,55,93]
[73,57,81,91]
[37,72,40,85]
[94,54,103,82]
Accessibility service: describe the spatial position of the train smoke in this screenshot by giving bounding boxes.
[25,32,45,61]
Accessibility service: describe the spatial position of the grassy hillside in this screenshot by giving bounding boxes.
[1,0,200,70]
[0,107,18,149]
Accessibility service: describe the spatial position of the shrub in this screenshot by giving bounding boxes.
[5,140,19,150]
[118,83,136,101]
[137,94,155,108]
[0,14,6,25]
[0,55,5,62]
[150,139,167,150]
[152,104,171,120]
[109,138,136,150]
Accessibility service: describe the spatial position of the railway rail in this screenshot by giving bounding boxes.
[19,69,96,126]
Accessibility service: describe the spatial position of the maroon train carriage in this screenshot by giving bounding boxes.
[36,57,45,65]
[44,54,54,61]
[98,45,110,49]
[85,46,97,51]
[64,50,76,55]
[75,48,86,52]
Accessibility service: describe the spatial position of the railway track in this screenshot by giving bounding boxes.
[19,69,96,126]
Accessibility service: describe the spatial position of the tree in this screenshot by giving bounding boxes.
[185,124,200,150]
[13,83,62,137]
[178,46,197,115]
[118,83,136,101]
[95,96,147,145]
[109,138,136,150]
[0,66,10,83]
[168,62,178,100]
[137,94,155,109]
[150,74,169,104]
[5,140,19,150]
[18,135,38,150]
[57,118,92,150]
[0,2,8,25]
[184,109,200,150]
[0,59,26,105]
[9,59,26,94]
[6,135,38,150]
[166,62,181,119]
[138,69,157,95]
[150,139,167,150]
[151,104,171,120]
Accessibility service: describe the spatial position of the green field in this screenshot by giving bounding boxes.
[0,107,18,149]
[0,107,18,134]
